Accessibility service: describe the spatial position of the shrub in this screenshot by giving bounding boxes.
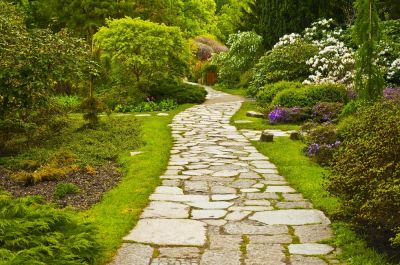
[114,99,178,113]
[255,81,304,105]
[54,183,81,199]
[305,123,340,166]
[149,80,207,104]
[249,40,318,94]
[312,102,344,122]
[53,96,82,113]
[0,193,101,264]
[384,86,400,102]
[327,101,400,249]
[272,83,348,107]
[212,31,264,86]
[339,100,366,118]
[268,106,309,124]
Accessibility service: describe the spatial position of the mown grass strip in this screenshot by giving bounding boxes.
[83,105,192,265]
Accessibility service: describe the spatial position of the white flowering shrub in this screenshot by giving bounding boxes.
[302,19,355,88]
[387,58,400,85]
[273,33,302,49]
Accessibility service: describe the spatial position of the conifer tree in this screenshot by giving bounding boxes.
[353,0,385,101]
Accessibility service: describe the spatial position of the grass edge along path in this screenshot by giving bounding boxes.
[83,105,192,265]
[252,137,396,265]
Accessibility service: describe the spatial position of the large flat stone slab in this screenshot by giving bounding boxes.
[187,201,233,209]
[124,219,206,246]
[250,210,330,225]
[200,250,241,265]
[288,243,334,255]
[150,194,209,202]
[192,210,227,219]
[155,186,184,195]
[294,224,333,243]
[224,222,288,235]
[141,201,189,219]
[290,255,328,265]
[109,243,153,265]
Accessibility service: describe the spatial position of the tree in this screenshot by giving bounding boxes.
[93,17,190,84]
[240,0,353,49]
[353,0,385,101]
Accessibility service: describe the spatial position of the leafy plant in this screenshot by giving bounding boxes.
[54,183,81,199]
[312,102,344,122]
[0,193,101,264]
[255,81,304,104]
[328,101,400,250]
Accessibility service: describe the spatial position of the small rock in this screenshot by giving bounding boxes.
[288,243,334,255]
[130,151,144,156]
[246,111,265,118]
[157,113,169,116]
[260,131,274,142]
[290,131,302,140]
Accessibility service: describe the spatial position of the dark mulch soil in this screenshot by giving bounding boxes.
[0,163,122,210]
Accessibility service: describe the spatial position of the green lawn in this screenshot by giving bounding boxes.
[252,137,396,265]
[212,84,248,97]
[84,105,192,265]
[231,102,301,131]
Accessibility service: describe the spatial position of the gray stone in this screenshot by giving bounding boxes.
[290,255,328,265]
[109,243,153,265]
[187,201,233,209]
[229,206,273,211]
[155,186,184,195]
[248,234,292,244]
[276,201,313,209]
[245,243,286,265]
[209,235,242,250]
[230,179,257,188]
[294,224,333,243]
[265,186,296,193]
[211,185,237,194]
[135,114,151,117]
[200,250,241,265]
[184,181,209,193]
[282,193,304,201]
[150,194,209,202]
[260,132,274,142]
[288,243,334,255]
[247,193,279,200]
[244,200,271,206]
[212,170,239,177]
[191,210,227,219]
[124,219,206,246]
[240,188,261,193]
[202,219,227,226]
[239,172,261,179]
[158,247,200,258]
[130,151,144,156]
[250,210,330,225]
[211,194,239,201]
[234,120,254,124]
[224,222,288,235]
[254,168,278,174]
[162,179,181,187]
[290,131,302,140]
[225,211,252,221]
[141,202,189,219]
[246,111,265,118]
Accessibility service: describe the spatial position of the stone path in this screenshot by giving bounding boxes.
[110,87,338,265]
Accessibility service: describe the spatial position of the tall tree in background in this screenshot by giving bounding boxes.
[240,0,352,49]
[353,0,385,101]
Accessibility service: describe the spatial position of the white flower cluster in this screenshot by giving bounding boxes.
[273,33,302,48]
[387,58,400,83]
[302,19,355,87]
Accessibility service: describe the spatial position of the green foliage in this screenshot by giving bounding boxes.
[53,96,82,113]
[81,96,105,129]
[255,81,304,104]
[212,31,264,86]
[54,183,81,199]
[149,81,207,104]
[272,84,348,108]
[0,193,101,264]
[353,0,385,101]
[94,17,190,85]
[240,0,352,49]
[249,40,318,93]
[328,101,400,250]
[114,99,178,113]
[339,100,368,118]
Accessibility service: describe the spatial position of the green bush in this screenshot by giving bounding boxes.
[149,80,207,104]
[256,81,304,105]
[272,83,348,107]
[114,99,178,113]
[328,101,400,250]
[248,40,318,96]
[54,183,81,199]
[53,96,82,113]
[0,193,101,264]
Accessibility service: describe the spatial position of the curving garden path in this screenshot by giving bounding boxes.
[110,87,338,265]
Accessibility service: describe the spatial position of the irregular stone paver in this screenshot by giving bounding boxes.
[109,243,153,265]
[250,209,330,225]
[124,219,206,246]
[289,243,335,255]
[113,86,335,264]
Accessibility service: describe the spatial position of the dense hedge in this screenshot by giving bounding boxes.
[271,83,348,107]
[328,101,400,250]
[149,80,207,104]
[0,193,101,264]
[256,81,304,105]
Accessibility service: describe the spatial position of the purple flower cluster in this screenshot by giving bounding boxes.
[312,102,343,122]
[307,141,341,156]
[268,106,291,124]
[383,87,400,102]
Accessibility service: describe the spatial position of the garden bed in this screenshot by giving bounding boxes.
[0,162,121,210]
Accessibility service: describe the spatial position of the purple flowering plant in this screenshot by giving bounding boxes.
[268,106,291,124]
[383,86,400,102]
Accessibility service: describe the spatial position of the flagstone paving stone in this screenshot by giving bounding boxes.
[111,86,336,264]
